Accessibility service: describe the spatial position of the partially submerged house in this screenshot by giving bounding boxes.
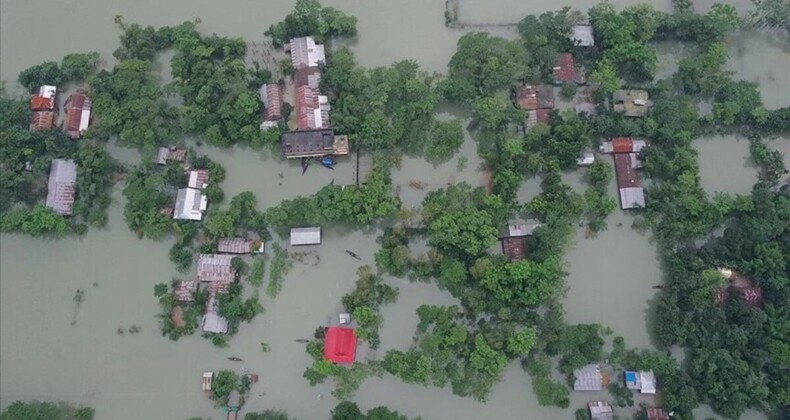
[45,159,78,216]
[715,268,764,308]
[553,53,575,85]
[573,364,607,391]
[613,90,650,117]
[63,92,92,139]
[188,169,209,190]
[646,407,670,420]
[516,85,555,111]
[625,370,657,394]
[30,85,57,132]
[288,36,326,69]
[156,147,187,165]
[202,294,229,334]
[175,280,198,302]
[588,401,614,420]
[174,187,207,221]
[614,153,645,209]
[290,227,321,246]
[281,129,349,158]
[197,254,236,283]
[295,86,331,130]
[500,222,541,262]
[217,238,264,254]
[324,326,357,364]
[572,24,595,47]
[599,137,648,154]
[260,83,283,123]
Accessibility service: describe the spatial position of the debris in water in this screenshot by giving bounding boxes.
[408,180,427,189]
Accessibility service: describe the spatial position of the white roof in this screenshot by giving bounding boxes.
[188,170,208,189]
[201,312,229,334]
[577,151,596,166]
[38,85,57,98]
[289,36,326,68]
[174,188,206,220]
[79,109,91,131]
[639,371,656,394]
[573,364,603,391]
[290,227,321,245]
[619,187,645,209]
[45,159,77,216]
[572,24,595,47]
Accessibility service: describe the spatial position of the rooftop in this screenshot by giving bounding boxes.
[281,128,335,158]
[295,86,331,130]
[64,92,92,139]
[516,85,555,110]
[197,254,235,283]
[502,237,527,261]
[625,370,657,394]
[647,408,670,420]
[553,53,575,84]
[156,147,187,165]
[614,153,645,209]
[715,269,764,308]
[174,187,207,220]
[260,83,283,122]
[574,364,604,391]
[289,37,325,68]
[290,227,321,246]
[294,66,322,89]
[217,238,264,254]
[324,326,357,364]
[613,90,650,117]
[188,169,209,189]
[588,401,614,420]
[45,159,78,216]
[572,24,595,47]
[30,111,55,132]
[599,137,648,154]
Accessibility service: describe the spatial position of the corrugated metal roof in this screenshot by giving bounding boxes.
[174,188,206,220]
[573,364,603,391]
[45,159,78,215]
[175,280,198,302]
[588,401,614,420]
[289,37,326,68]
[619,187,645,209]
[64,93,92,139]
[281,128,335,158]
[262,84,282,121]
[572,24,595,46]
[188,169,209,189]
[217,238,256,254]
[553,53,575,83]
[290,227,321,245]
[30,111,55,131]
[196,254,235,283]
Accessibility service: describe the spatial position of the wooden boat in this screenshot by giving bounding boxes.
[227,356,243,362]
[345,250,362,260]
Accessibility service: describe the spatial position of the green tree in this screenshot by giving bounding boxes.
[17,62,64,92]
[426,119,465,163]
[60,52,101,81]
[212,370,239,400]
[507,327,538,356]
[21,205,68,236]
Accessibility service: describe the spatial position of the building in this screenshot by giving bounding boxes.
[174,187,207,220]
[613,90,650,117]
[197,254,235,283]
[599,137,648,154]
[625,370,657,394]
[574,364,605,391]
[281,129,349,158]
[201,294,229,334]
[45,159,78,216]
[156,147,187,165]
[289,36,326,69]
[614,153,645,209]
[516,85,555,111]
[295,86,331,130]
[588,401,614,420]
[63,92,92,139]
[30,85,57,111]
[553,53,575,84]
[295,66,322,89]
[290,227,321,246]
[526,109,552,131]
[577,151,596,166]
[217,238,264,254]
[188,169,209,190]
[500,222,541,262]
[202,372,213,391]
[349,153,374,186]
[715,268,763,308]
[646,407,670,420]
[175,280,198,302]
[324,326,357,364]
[572,24,595,47]
[260,83,283,122]
[30,110,56,132]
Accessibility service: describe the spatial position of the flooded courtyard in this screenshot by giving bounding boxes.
[0,0,783,419]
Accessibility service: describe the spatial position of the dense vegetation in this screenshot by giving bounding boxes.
[264,0,358,47]
[0,400,94,420]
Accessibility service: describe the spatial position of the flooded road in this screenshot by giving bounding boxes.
[0,0,780,419]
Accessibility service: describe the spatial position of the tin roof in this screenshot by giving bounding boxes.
[202,311,229,334]
[30,111,55,131]
[196,254,235,283]
[217,238,259,254]
[175,280,198,302]
[45,159,78,216]
[502,237,527,261]
[289,37,325,68]
[324,326,357,364]
[517,85,538,110]
[290,227,321,246]
[261,84,283,121]
[156,147,187,165]
[574,364,604,391]
[553,53,575,83]
[572,24,595,47]
[588,401,614,420]
[647,408,669,420]
[174,188,207,220]
[64,93,92,139]
[30,95,55,111]
[188,169,209,189]
[281,128,335,158]
[625,370,656,394]
[294,66,322,89]
[295,86,330,130]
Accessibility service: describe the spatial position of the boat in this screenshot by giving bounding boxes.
[294,339,310,343]
[227,357,243,362]
[321,156,336,169]
[345,250,361,260]
[652,285,664,289]
[301,157,309,175]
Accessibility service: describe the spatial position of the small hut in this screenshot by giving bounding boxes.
[625,370,657,394]
[573,364,607,391]
[588,401,614,420]
[202,372,214,391]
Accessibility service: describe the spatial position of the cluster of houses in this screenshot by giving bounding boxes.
[29,85,93,139]
[154,146,214,222]
[574,364,670,420]
[599,137,648,210]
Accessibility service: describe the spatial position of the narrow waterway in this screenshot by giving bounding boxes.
[0,0,781,419]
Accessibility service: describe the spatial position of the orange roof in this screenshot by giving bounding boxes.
[30,111,55,131]
[30,95,55,111]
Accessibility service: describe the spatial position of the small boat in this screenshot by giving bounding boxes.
[227,357,243,362]
[652,285,664,289]
[345,250,362,260]
[301,158,309,175]
[321,156,336,169]
[294,339,310,343]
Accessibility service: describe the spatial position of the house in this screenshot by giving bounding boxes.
[188,169,209,190]
[45,159,78,216]
[156,147,187,165]
[516,85,554,111]
[588,401,614,420]
[553,53,575,84]
[260,83,283,122]
[281,129,349,158]
[613,90,650,117]
[217,238,264,254]
[646,407,670,420]
[175,280,198,302]
[201,294,229,334]
[289,36,326,68]
[599,137,648,154]
[30,85,57,111]
[715,268,763,308]
[526,109,552,131]
[625,370,657,394]
[197,254,236,283]
[290,227,321,246]
[295,66,322,89]
[577,151,596,166]
[613,153,645,209]
[30,110,56,132]
[500,221,542,262]
[574,364,606,391]
[202,372,213,391]
[295,86,331,130]
[346,153,374,186]
[572,24,595,47]
[174,187,207,220]
[63,92,92,139]
[324,326,357,364]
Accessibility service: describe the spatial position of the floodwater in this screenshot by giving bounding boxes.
[695,135,758,196]
[0,0,779,419]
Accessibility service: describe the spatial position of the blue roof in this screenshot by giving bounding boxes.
[625,371,638,382]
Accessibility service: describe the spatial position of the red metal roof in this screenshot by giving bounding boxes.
[554,53,575,83]
[324,326,357,364]
[646,408,669,420]
[614,154,641,188]
[30,111,55,131]
[536,109,551,125]
[64,93,91,139]
[263,84,282,122]
[516,85,538,110]
[502,237,527,261]
[715,275,763,308]
[30,95,55,111]
[611,137,634,153]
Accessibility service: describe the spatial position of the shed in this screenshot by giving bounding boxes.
[30,85,57,111]
[526,109,552,131]
[218,238,264,254]
[201,311,229,334]
[625,370,656,394]
[64,92,92,139]
[260,83,283,121]
[324,326,357,364]
[646,407,670,420]
[30,111,56,131]
[188,169,209,189]
[289,36,325,68]
[599,137,648,154]
[45,159,78,216]
[613,90,650,117]
[577,151,596,166]
[281,128,342,158]
[537,85,555,109]
[202,372,213,391]
[588,401,614,420]
[553,53,575,84]
[614,153,645,209]
[290,227,321,246]
[197,254,235,283]
[175,280,198,302]
[295,66,322,89]
[156,147,187,165]
[573,364,604,391]
[174,187,207,220]
[572,24,595,47]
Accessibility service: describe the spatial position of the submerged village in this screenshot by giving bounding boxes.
[2,0,790,419]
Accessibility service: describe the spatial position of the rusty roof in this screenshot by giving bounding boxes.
[553,53,575,83]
